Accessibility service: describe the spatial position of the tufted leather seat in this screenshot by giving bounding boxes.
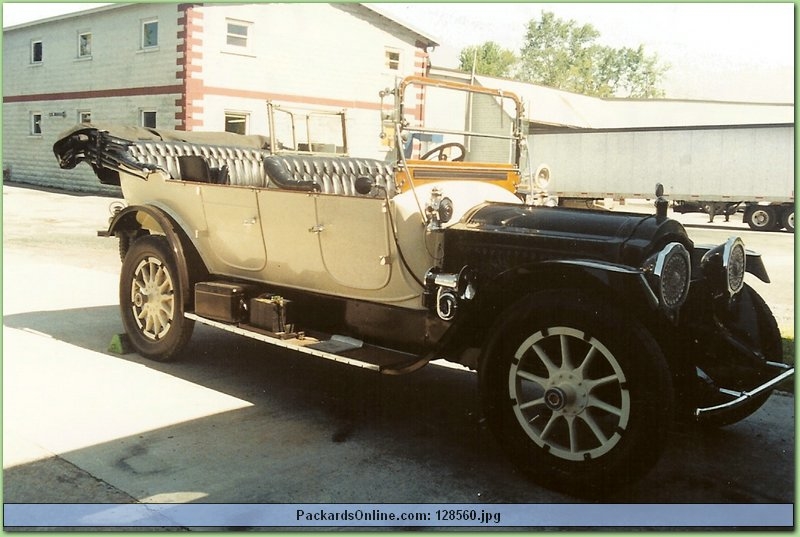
[128,141,271,187]
[126,141,396,196]
[262,154,396,197]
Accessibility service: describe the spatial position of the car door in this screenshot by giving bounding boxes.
[314,195,393,291]
[200,185,267,272]
[258,189,326,290]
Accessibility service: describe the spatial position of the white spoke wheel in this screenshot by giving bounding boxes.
[120,235,193,362]
[131,255,175,340]
[480,290,673,495]
[510,327,630,461]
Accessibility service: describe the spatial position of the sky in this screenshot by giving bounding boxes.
[3,2,794,102]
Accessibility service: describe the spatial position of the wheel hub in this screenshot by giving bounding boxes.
[544,387,568,410]
[546,372,588,416]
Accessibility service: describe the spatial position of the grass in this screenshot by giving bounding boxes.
[782,336,795,367]
[778,335,794,392]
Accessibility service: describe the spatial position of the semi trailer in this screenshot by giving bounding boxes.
[530,124,794,232]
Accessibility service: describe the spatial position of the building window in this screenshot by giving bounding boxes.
[78,32,92,58]
[31,40,43,64]
[79,111,92,124]
[30,113,42,135]
[226,20,251,48]
[142,19,158,49]
[225,113,248,135]
[385,48,400,71]
[141,110,157,128]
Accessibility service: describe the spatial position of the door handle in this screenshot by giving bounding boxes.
[243,217,257,225]
[308,224,325,234]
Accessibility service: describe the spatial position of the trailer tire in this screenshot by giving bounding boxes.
[780,206,794,233]
[744,205,779,231]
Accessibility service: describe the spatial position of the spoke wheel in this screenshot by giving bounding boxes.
[131,255,175,340]
[510,327,630,462]
[120,235,193,361]
[480,289,673,496]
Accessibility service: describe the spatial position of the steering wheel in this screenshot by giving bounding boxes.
[420,142,466,162]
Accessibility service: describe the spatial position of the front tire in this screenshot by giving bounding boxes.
[696,285,784,427]
[480,290,673,496]
[120,235,193,362]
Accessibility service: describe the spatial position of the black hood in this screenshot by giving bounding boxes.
[442,203,690,276]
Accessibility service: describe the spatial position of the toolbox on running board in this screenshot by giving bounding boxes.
[250,295,294,334]
[194,282,253,323]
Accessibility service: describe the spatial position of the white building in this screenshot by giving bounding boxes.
[2,3,437,193]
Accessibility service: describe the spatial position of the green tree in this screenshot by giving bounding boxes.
[458,41,517,78]
[516,11,668,98]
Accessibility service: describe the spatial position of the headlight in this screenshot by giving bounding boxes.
[722,237,746,295]
[644,242,691,309]
[700,236,746,297]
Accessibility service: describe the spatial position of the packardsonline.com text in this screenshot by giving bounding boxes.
[295,507,501,526]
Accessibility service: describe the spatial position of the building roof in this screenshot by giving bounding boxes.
[432,68,794,130]
[360,4,439,48]
[3,3,126,31]
[4,2,439,48]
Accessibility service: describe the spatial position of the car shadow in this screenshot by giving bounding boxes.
[3,306,794,508]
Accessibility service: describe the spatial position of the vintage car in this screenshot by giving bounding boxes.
[53,76,792,496]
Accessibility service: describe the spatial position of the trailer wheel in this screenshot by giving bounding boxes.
[480,290,673,496]
[744,205,778,231]
[780,206,794,233]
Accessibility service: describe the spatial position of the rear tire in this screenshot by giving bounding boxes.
[480,290,673,496]
[120,235,193,362]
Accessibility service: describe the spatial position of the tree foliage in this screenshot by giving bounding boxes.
[458,41,517,78]
[459,11,669,98]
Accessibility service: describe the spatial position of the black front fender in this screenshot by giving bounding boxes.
[433,259,661,359]
[692,244,771,283]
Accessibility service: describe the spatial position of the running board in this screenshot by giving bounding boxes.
[184,312,428,375]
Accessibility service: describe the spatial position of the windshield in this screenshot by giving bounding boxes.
[267,103,348,155]
[386,76,524,166]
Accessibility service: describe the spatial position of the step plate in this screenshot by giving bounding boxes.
[184,312,426,374]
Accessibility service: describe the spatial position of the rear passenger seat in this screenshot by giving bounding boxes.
[128,141,270,187]
[127,141,396,197]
